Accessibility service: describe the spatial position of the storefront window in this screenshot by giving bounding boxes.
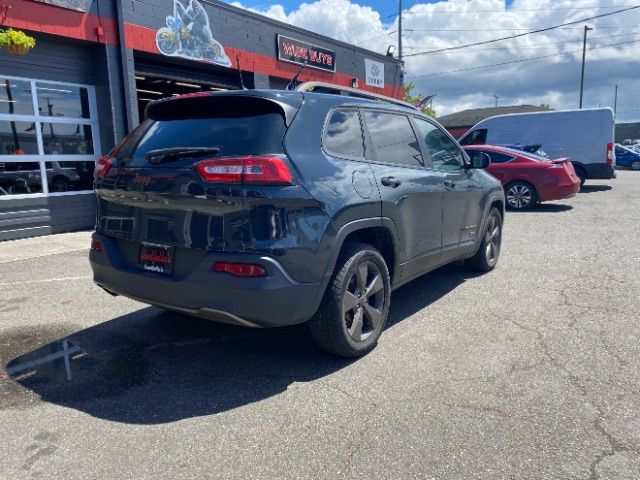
[0,120,38,155]
[0,78,34,116]
[36,83,90,119]
[42,124,93,155]
[0,75,100,196]
[0,161,44,195]
[45,160,95,192]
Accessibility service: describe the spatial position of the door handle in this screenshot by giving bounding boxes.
[381,176,402,188]
[444,179,455,189]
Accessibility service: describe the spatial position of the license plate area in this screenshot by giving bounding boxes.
[138,243,174,275]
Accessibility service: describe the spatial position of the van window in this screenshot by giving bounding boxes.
[460,128,487,146]
[362,111,423,168]
[324,109,364,158]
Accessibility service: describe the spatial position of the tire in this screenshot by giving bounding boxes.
[309,242,391,358]
[504,181,537,210]
[574,165,587,186]
[52,177,68,192]
[631,161,640,171]
[466,207,502,272]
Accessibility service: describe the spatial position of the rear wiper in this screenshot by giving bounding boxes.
[144,147,221,164]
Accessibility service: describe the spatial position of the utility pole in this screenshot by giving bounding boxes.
[398,0,403,63]
[614,84,618,118]
[492,94,501,108]
[579,25,592,109]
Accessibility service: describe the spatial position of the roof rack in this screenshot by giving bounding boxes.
[294,82,416,111]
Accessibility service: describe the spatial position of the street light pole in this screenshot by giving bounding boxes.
[492,94,501,108]
[579,25,592,109]
[614,84,618,118]
[398,0,403,63]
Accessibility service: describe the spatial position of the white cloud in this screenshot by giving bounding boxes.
[230,0,640,121]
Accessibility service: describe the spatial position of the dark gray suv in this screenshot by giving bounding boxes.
[89,87,504,357]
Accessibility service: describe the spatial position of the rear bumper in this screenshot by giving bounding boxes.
[583,163,616,179]
[537,180,580,202]
[89,233,323,328]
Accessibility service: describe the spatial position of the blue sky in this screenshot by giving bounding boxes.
[225,1,640,121]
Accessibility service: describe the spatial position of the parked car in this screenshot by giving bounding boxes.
[459,108,616,185]
[614,144,640,170]
[89,86,505,357]
[0,160,90,194]
[464,145,580,210]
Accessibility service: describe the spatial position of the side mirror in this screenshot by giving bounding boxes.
[470,152,490,169]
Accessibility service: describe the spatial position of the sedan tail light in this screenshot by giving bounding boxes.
[94,156,114,178]
[196,156,293,185]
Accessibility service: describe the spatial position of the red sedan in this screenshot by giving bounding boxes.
[464,145,581,210]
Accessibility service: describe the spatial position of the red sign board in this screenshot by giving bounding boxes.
[277,34,336,73]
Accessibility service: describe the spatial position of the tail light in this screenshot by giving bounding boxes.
[607,143,614,164]
[90,239,103,251]
[212,262,267,277]
[94,156,114,178]
[196,156,292,185]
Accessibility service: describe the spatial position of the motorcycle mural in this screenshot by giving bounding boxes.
[155,0,232,67]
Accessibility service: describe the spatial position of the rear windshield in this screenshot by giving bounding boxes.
[114,97,287,167]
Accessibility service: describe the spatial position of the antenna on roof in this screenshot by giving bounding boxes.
[236,54,247,90]
[286,62,307,91]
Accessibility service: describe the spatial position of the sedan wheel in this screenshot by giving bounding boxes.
[505,182,537,210]
[632,161,640,171]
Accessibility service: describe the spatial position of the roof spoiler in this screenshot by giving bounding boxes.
[294,81,416,110]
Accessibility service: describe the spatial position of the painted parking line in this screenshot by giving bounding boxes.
[0,276,92,287]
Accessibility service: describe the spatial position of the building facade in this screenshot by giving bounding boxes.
[0,0,403,241]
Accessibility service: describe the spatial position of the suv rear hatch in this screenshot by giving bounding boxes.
[94,92,303,257]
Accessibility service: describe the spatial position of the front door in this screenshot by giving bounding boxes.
[414,118,485,261]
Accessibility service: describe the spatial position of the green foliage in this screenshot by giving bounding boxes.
[0,29,36,48]
[403,82,436,117]
[539,103,551,110]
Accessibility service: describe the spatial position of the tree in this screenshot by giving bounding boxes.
[403,82,436,117]
[539,103,551,110]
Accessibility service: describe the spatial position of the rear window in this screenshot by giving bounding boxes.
[324,109,365,158]
[115,97,287,167]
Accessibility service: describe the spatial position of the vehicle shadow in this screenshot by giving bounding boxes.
[579,185,613,193]
[508,203,573,213]
[3,263,477,424]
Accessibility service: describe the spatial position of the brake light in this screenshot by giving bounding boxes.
[212,262,267,277]
[94,156,114,178]
[196,156,292,185]
[90,239,102,251]
[607,143,614,164]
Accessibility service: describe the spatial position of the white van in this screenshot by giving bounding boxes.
[458,108,616,184]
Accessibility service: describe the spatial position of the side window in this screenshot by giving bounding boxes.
[414,118,466,172]
[362,111,423,168]
[487,151,515,164]
[324,109,365,158]
[460,128,487,146]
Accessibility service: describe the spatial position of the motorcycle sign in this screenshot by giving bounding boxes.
[155,0,232,67]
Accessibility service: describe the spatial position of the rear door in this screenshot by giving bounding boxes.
[414,118,485,260]
[360,109,445,275]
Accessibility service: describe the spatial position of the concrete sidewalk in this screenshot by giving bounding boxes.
[0,231,92,264]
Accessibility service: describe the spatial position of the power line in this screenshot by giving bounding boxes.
[408,32,640,53]
[405,38,640,79]
[419,4,640,14]
[405,26,640,32]
[403,5,640,57]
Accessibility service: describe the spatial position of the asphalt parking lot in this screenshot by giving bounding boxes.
[1,170,639,479]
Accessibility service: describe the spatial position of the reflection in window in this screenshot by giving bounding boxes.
[324,110,364,158]
[0,78,34,116]
[0,161,44,195]
[363,111,423,168]
[45,160,95,192]
[414,118,465,172]
[0,120,38,155]
[42,123,94,155]
[36,83,90,119]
